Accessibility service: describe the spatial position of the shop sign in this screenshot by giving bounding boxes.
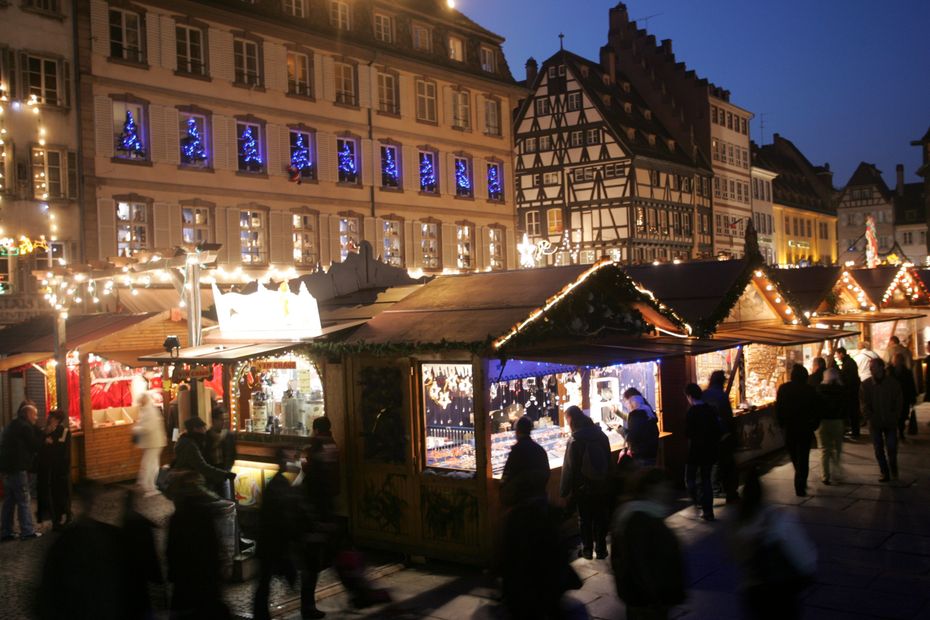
[212,282,322,340]
[253,360,297,370]
[179,365,212,380]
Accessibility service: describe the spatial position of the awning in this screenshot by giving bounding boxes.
[0,352,52,372]
[813,312,925,324]
[716,324,860,346]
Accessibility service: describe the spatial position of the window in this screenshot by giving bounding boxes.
[539,135,551,151]
[740,118,748,134]
[452,91,470,130]
[239,209,266,263]
[454,223,475,270]
[726,112,733,129]
[32,147,73,200]
[338,215,360,260]
[335,62,357,106]
[524,137,537,153]
[381,219,403,267]
[330,1,350,30]
[112,99,147,161]
[525,211,540,236]
[542,172,559,185]
[484,98,501,136]
[373,13,393,43]
[283,0,305,17]
[650,170,661,187]
[179,112,209,168]
[448,36,464,62]
[418,151,438,193]
[0,139,10,195]
[480,46,496,73]
[586,128,600,144]
[22,0,61,14]
[570,131,583,147]
[116,200,150,256]
[181,206,211,245]
[415,79,437,122]
[380,145,400,189]
[287,51,312,97]
[547,208,563,235]
[377,71,398,114]
[24,55,63,106]
[176,25,206,75]
[487,162,504,201]
[109,8,144,63]
[420,221,440,269]
[567,92,582,111]
[412,24,431,52]
[805,220,812,238]
[488,227,504,270]
[288,129,315,180]
[904,231,913,245]
[454,157,472,197]
[711,106,718,124]
[713,177,721,198]
[534,98,550,116]
[236,121,264,173]
[293,212,318,265]
[233,38,261,86]
[336,137,359,184]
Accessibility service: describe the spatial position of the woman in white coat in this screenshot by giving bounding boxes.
[135,391,167,495]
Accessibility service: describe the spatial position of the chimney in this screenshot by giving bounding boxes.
[599,47,617,84]
[817,162,834,190]
[661,39,672,54]
[896,163,905,195]
[525,57,538,85]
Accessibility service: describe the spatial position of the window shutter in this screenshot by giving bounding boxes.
[30,148,41,200]
[164,107,180,165]
[96,198,116,260]
[63,61,72,108]
[477,96,486,134]
[502,161,512,204]
[357,64,371,108]
[313,52,325,101]
[374,218,385,260]
[442,85,453,125]
[479,226,491,270]
[360,138,373,186]
[90,0,109,57]
[322,56,335,102]
[475,160,488,200]
[95,96,114,158]
[67,152,77,199]
[398,74,412,119]
[160,16,177,71]
[264,42,286,92]
[445,152,456,196]
[329,216,341,264]
[18,53,28,101]
[403,145,418,191]
[168,203,183,247]
[318,214,331,268]
[214,205,228,261]
[212,115,228,170]
[209,29,235,82]
[225,208,241,265]
[441,223,454,270]
[506,228,516,269]
[407,220,419,268]
[266,123,281,176]
[145,12,160,67]
[316,132,334,182]
[363,217,376,249]
[279,126,292,173]
[149,105,167,162]
[153,202,172,249]
[269,210,289,263]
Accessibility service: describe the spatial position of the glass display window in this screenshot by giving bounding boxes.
[422,363,475,471]
[232,353,324,436]
[743,344,783,407]
[589,361,659,430]
[85,356,163,429]
[694,347,741,410]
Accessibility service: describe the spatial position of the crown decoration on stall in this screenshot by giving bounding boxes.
[212,281,322,340]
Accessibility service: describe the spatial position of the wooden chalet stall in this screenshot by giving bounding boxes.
[338,260,716,564]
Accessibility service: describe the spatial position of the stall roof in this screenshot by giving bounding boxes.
[813,312,925,325]
[716,323,861,346]
[0,313,156,356]
[847,267,901,307]
[768,266,842,313]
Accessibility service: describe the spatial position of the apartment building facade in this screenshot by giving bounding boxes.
[836,162,896,264]
[750,162,777,264]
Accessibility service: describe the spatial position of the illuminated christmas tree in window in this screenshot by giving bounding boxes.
[455,158,472,197]
[116,110,145,159]
[381,146,399,188]
[338,140,357,183]
[180,117,207,165]
[238,125,263,172]
[288,132,314,183]
[487,163,503,200]
[419,152,437,192]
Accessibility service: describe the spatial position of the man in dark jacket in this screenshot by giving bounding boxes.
[861,358,903,482]
[560,406,612,559]
[1,400,42,540]
[621,388,659,468]
[703,371,739,503]
[254,449,298,620]
[834,347,861,438]
[500,415,550,508]
[173,416,235,492]
[205,407,237,498]
[776,364,822,497]
[888,352,916,442]
[684,384,721,521]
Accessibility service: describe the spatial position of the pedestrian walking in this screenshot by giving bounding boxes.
[611,468,686,620]
[703,371,739,503]
[1,400,43,541]
[500,415,550,508]
[254,449,298,620]
[816,367,846,484]
[683,384,720,521]
[860,358,903,482]
[808,357,826,386]
[36,409,71,530]
[775,364,821,497]
[620,388,659,468]
[888,352,916,442]
[884,335,911,369]
[854,341,880,383]
[560,406,612,559]
[134,391,167,496]
[834,347,861,438]
[205,407,237,498]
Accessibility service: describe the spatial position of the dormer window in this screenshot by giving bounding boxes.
[412,23,431,52]
[480,46,496,73]
[448,36,465,62]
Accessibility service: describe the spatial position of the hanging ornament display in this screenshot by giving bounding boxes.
[487,163,503,200]
[381,146,399,187]
[238,125,263,171]
[419,152,437,192]
[288,133,313,184]
[338,140,357,183]
[180,116,207,165]
[455,158,472,196]
[116,110,145,159]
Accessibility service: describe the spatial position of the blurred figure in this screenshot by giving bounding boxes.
[775,365,821,497]
[121,490,163,620]
[854,341,880,383]
[888,352,916,442]
[860,358,903,482]
[254,449,298,620]
[611,469,685,620]
[703,371,739,503]
[173,416,235,492]
[834,347,862,438]
[560,406,612,559]
[732,469,816,620]
[808,357,826,386]
[683,384,721,521]
[36,409,71,530]
[500,415,550,508]
[1,400,42,540]
[620,388,659,468]
[205,407,237,498]
[885,335,911,369]
[815,367,846,484]
[134,391,167,496]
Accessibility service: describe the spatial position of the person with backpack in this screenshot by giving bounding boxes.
[620,388,659,468]
[560,406,612,560]
[684,384,721,521]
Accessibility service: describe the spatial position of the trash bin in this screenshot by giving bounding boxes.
[211,499,238,580]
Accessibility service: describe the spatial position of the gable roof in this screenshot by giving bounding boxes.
[752,135,835,215]
[894,182,925,226]
[847,267,901,307]
[767,267,842,314]
[844,162,892,198]
[0,313,156,356]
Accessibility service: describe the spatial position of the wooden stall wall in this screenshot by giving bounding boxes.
[659,356,691,485]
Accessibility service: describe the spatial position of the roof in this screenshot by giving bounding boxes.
[814,311,925,325]
[894,182,925,226]
[844,162,892,198]
[716,323,859,346]
[768,267,842,313]
[752,135,835,215]
[0,313,155,356]
[847,267,901,308]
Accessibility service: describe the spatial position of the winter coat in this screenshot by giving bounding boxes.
[776,381,822,436]
[0,417,42,473]
[703,385,735,434]
[172,433,229,489]
[560,421,611,498]
[816,383,846,421]
[257,471,298,571]
[889,365,917,408]
[500,436,551,507]
[624,409,659,460]
[135,402,167,450]
[685,403,721,464]
[860,374,903,430]
[837,354,861,393]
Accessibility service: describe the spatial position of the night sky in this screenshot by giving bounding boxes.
[459,0,930,188]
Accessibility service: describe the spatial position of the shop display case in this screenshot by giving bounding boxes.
[422,363,476,471]
[234,353,325,437]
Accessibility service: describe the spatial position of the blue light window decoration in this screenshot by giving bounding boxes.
[454,157,472,197]
[180,115,208,166]
[337,138,358,184]
[419,151,437,193]
[288,130,315,183]
[115,109,146,160]
[380,145,400,188]
[487,162,503,201]
[237,122,264,173]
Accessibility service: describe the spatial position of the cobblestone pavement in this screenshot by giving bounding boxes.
[4,405,930,619]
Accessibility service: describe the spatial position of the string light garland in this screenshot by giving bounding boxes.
[881,264,927,306]
[419,152,437,192]
[0,235,48,257]
[288,132,313,183]
[238,125,263,171]
[337,140,357,183]
[381,146,399,188]
[116,110,145,159]
[454,158,472,196]
[838,271,877,311]
[487,163,503,200]
[180,116,207,165]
